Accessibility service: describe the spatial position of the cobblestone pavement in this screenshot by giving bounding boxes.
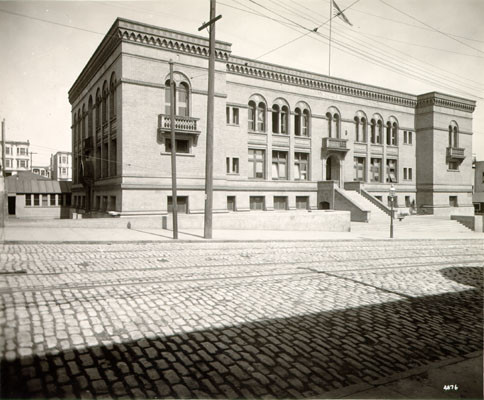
[0,240,483,399]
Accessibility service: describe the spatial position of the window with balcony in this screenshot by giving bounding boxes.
[448,121,459,148]
[294,152,309,180]
[386,159,397,183]
[354,157,365,181]
[248,149,265,179]
[272,151,288,180]
[370,158,381,182]
[165,80,190,117]
[326,109,341,138]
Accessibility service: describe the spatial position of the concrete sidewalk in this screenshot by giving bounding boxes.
[1,225,484,243]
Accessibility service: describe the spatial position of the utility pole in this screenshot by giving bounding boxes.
[199,0,221,239]
[328,0,333,76]
[1,119,5,177]
[169,60,178,239]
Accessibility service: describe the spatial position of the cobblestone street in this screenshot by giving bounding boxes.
[0,239,483,399]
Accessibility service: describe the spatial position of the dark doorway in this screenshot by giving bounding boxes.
[319,201,330,210]
[8,196,15,215]
[167,196,188,214]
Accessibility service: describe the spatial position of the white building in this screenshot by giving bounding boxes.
[50,151,72,181]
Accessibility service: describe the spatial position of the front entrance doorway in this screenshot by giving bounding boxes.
[326,155,340,182]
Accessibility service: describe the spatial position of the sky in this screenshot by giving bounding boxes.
[0,0,483,166]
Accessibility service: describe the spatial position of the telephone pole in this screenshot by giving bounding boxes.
[199,0,221,239]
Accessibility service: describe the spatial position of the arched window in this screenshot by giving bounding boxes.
[326,107,340,138]
[449,121,459,147]
[272,104,280,133]
[102,81,108,124]
[177,82,189,116]
[164,79,190,117]
[88,96,93,137]
[110,73,116,119]
[248,100,256,131]
[280,105,288,134]
[302,109,310,137]
[95,89,101,129]
[81,105,86,139]
[334,114,340,138]
[377,120,383,144]
[294,108,301,136]
[257,102,266,132]
[386,121,392,145]
[392,122,398,145]
[73,113,78,146]
[370,119,376,143]
[326,112,333,137]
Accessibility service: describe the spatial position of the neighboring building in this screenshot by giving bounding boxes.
[32,166,51,179]
[5,171,72,218]
[473,161,484,214]
[1,140,30,176]
[68,18,476,217]
[50,151,72,181]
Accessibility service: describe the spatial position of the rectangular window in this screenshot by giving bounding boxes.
[110,196,116,211]
[273,196,288,210]
[42,195,48,207]
[250,196,265,210]
[226,106,230,124]
[408,168,413,180]
[227,196,236,211]
[272,151,288,180]
[165,139,190,154]
[386,159,397,183]
[294,152,309,181]
[354,157,365,182]
[6,159,11,168]
[232,158,239,174]
[296,196,309,210]
[448,161,459,171]
[404,131,413,144]
[5,147,10,155]
[370,158,381,182]
[405,196,411,207]
[50,194,56,206]
[167,196,188,213]
[226,157,240,174]
[449,196,458,207]
[25,195,31,206]
[33,194,40,206]
[248,149,265,179]
[232,108,239,125]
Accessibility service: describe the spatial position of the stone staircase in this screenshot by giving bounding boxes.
[343,189,473,236]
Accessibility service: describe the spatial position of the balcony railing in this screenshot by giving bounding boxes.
[158,114,200,135]
[322,137,348,152]
[446,147,465,160]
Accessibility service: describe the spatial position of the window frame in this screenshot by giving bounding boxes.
[271,150,288,180]
[248,149,265,179]
[294,152,309,181]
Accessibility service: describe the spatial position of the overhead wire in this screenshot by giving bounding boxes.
[224,0,483,100]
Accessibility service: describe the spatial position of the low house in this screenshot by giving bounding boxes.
[6,172,72,219]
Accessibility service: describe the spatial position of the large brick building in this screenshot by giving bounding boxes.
[68,18,476,217]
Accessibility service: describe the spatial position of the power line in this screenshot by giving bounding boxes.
[378,0,484,56]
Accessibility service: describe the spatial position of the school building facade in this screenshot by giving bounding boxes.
[68,18,476,218]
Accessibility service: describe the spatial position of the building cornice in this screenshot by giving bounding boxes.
[416,92,476,113]
[226,56,418,109]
